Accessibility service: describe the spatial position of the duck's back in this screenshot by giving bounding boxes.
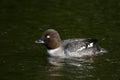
[62,38,106,57]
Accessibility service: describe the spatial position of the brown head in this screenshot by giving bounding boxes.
[35,29,61,49]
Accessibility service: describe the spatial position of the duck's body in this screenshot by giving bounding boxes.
[35,29,107,58]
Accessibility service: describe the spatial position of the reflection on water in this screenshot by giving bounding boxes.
[47,56,95,78]
[47,56,94,67]
[47,57,64,77]
[1,54,119,80]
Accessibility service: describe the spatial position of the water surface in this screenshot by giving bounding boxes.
[0,0,120,80]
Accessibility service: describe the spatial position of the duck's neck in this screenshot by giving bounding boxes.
[47,47,65,57]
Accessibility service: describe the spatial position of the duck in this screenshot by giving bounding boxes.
[35,29,107,58]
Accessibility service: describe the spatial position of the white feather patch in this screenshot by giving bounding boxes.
[88,43,93,48]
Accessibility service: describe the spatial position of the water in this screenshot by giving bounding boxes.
[0,0,120,80]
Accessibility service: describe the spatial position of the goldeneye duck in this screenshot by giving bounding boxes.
[35,29,107,58]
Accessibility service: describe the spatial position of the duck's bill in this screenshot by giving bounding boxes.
[35,39,45,44]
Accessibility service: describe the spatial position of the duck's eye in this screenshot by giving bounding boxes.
[46,35,50,38]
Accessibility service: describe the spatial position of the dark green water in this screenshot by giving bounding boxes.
[0,0,120,80]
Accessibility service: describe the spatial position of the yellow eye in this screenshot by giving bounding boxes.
[46,35,50,38]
